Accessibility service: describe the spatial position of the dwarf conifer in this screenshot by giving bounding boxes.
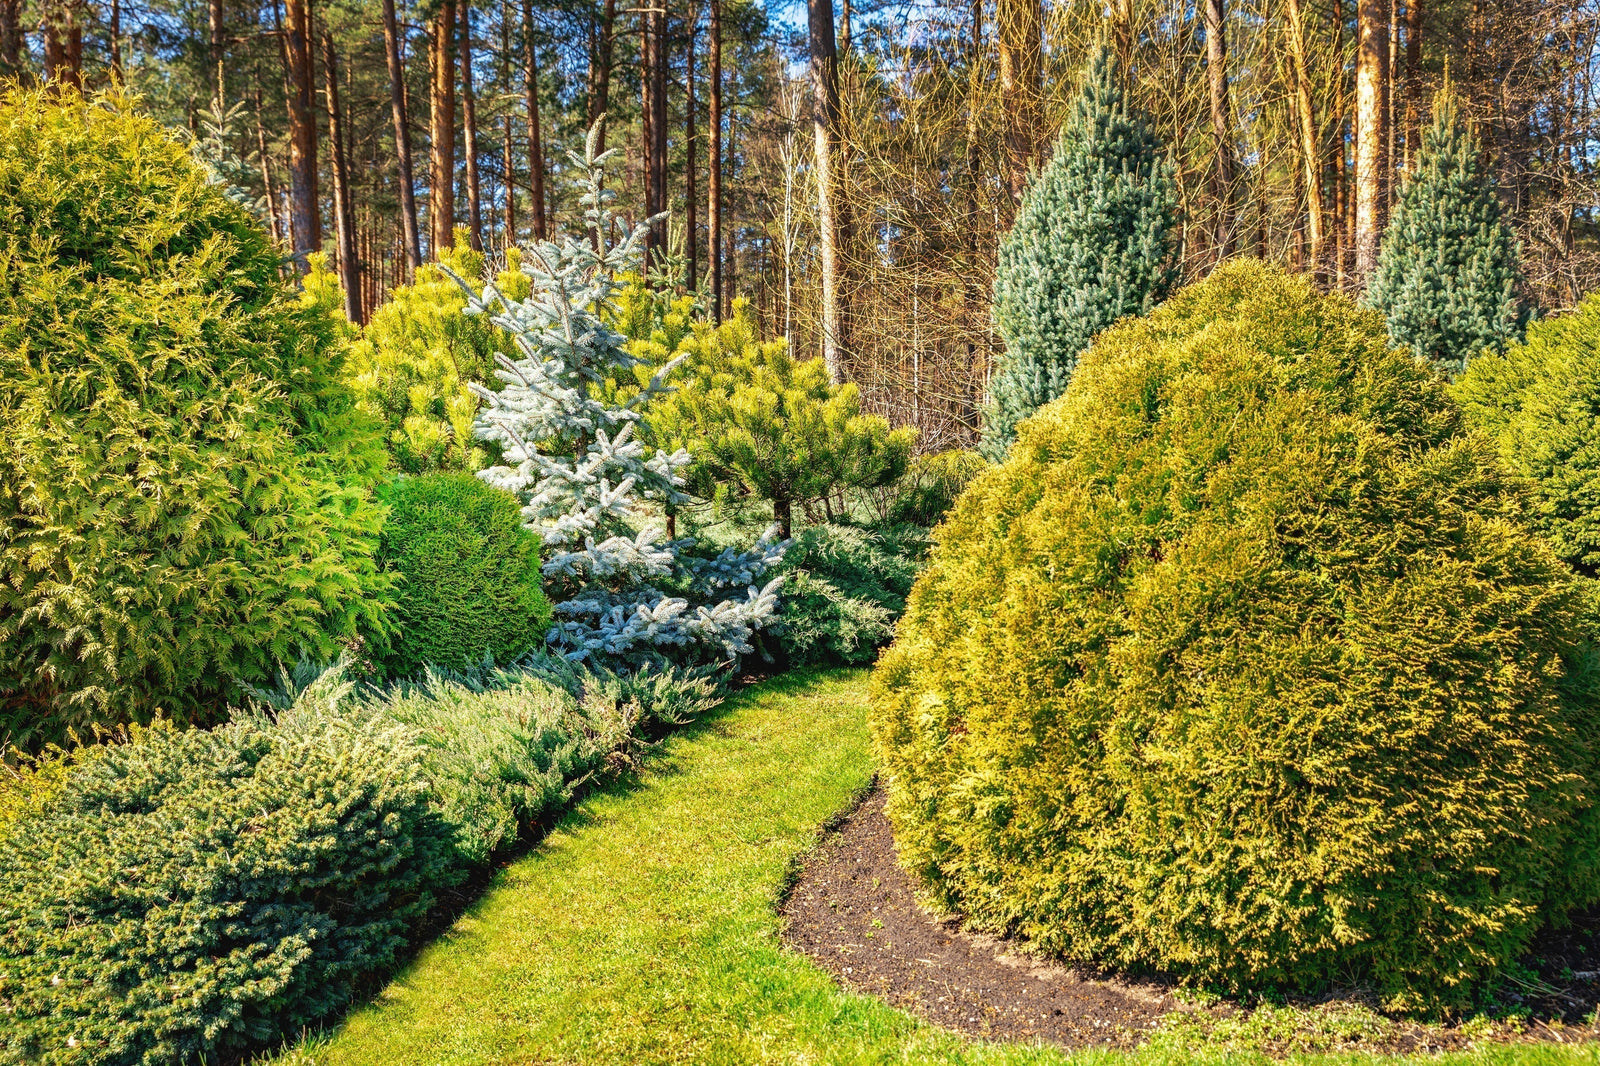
[981,47,1177,460]
[1367,94,1526,374]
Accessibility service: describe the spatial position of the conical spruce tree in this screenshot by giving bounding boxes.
[1366,94,1526,375]
[980,47,1177,460]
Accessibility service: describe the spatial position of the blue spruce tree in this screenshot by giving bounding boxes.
[1366,93,1526,375]
[980,47,1177,460]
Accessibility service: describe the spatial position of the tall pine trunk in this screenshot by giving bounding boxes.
[283,0,319,262]
[644,1,667,256]
[0,0,22,80]
[524,0,546,239]
[588,0,616,150]
[208,0,225,107]
[709,0,722,321]
[808,0,846,381]
[1204,0,1234,259]
[685,6,698,289]
[1354,0,1389,279]
[383,0,422,268]
[42,0,83,88]
[429,0,458,257]
[322,28,362,323]
[1285,0,1325,280]
[461,0,483,251]
[1403,0,1423,167]
[996,0,1041,207]
[500,0,516,241]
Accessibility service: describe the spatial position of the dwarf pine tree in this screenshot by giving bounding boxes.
[1366,95,1526,375]
[454,122,785,667]
[980,47,1178,460]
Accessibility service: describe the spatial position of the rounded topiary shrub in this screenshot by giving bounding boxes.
[0,88,389,747]
[0,712,455,1066]
[872,260,1600,1008]
[377,473,551,677]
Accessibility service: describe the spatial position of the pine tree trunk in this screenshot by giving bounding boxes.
[461,0,483,252]
[588,0,616,150]
[383,0,422,269]
[0,0,22,80]
[685,7,698,290]
[996,0,1041,207]
[1285,0,1325,281]
[283,0,319,263]
[322,29,363,323]
[42,0,83,89]
[709,0,722,322]
[1403,0,1423,168]
[206,0,225,105]
[254,79,283,243]
[964,0,984,420]
[523,0,546,239]
[808,0,845,381]
[429,0,458,257]
[1354,0,1389,279]
[774,497,793,539]
[1204,0,1234,259]
[648,0,668,255]
[500,0,516,242]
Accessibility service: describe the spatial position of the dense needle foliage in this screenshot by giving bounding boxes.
[1367,95,1526,375]
[873,261,1600,1008]
[981,47,1178,459]
[375,473,551,678]
[0,88,389,746]
[1452,294,1600,587]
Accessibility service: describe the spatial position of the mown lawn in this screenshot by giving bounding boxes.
[273,669,1600,1066]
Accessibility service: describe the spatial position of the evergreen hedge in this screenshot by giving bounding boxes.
[872,260,1600,1008]
[0,712,456,1066]
[376,473,551,678]
[1453,294,1600,584]
[0,88,389,746]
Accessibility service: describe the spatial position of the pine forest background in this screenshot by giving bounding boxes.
[8,0,1600,450]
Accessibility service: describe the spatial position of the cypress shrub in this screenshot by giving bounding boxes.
[1452,294,1600,582]
[376,473,551,678]
[0,88,389,746]
[872,260,1600,1008]
[1366,94,1525,375]
[777,524,922,667]
[980,47,1178,460]
[0,713,456,1066]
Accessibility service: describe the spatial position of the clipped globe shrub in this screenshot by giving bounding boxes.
[872,260,1600,1008]
[0,88,389,746]
[0,712,455,1066]
[1452,294,1600,582]
[375,473,551,678]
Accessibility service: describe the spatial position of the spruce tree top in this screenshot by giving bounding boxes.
[1366,93,1525,375]
[982,46,1177,460]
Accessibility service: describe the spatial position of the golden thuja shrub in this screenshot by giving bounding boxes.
[871,260,1600,1009]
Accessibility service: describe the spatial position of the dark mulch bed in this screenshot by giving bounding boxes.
[779,786,1600,1053]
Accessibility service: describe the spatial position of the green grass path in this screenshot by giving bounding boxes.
[281,669,1600,1066]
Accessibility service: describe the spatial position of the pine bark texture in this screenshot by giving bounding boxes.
[429,0,457,256]
[283,0,318,260]
[1355,0,1390,278]
[322,29,362,323]
[709,0,722,321]
[809,0,845,381]
[524,0,546,239]
[1204,0,1234,258]
[382,0,422,268]
[461,0,483,251]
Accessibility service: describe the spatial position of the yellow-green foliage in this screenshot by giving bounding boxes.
[0,88,390,748]
[1453,295,1600,581]
[647,301,917,531]
[871,260,1600,1008]
[346,238,531,474]
[0,744,98,843]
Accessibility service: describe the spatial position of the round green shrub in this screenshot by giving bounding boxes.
[871,260,1600,1009]
[0,712,456,1065]
[0,88,390,747]
[376,473,551,678]
[1452,294,1600,581]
